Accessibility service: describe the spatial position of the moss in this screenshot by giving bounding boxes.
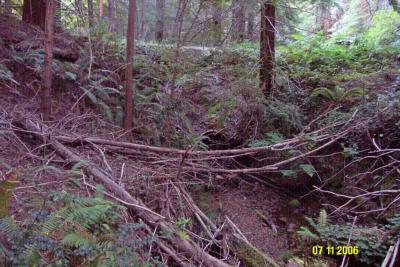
[232,236,279,267]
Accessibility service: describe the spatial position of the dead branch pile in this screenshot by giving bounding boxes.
[3,105,391,266]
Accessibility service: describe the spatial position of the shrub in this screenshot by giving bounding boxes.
[363,10,400,48]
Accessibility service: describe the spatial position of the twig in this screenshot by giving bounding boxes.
[340,216,357,267]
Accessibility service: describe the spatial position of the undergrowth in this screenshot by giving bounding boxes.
[298,210,400,266]
[0,189,159,266]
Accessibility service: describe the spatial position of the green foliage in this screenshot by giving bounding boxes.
[175,217,192,240]
[278,30,398,89]
[288,199,301,208]
[311,86,367,103]
[280,170,297,178]
[0,181,14,218]
[249,131,284,147]
[363,10,400,48]
[262,99,303,133]
[299,164,315,177]
[298,212,400,266]
[0,63,18,85]
[0,191,158,266]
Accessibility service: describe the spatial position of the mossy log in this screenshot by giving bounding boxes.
[230,234,280,267]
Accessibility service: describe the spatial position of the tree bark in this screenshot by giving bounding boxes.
[231,0,245,42]
[54,0,62,31]
[260,0,275,97]
[211,1,222,46]
[87,0,94,28]
[18,119,232,267]
[75,0,82,15]
[107,0,115,31]
[247,10,254,40]
[123,0,136,131]
[42,0,54,121]
[99,0,103,17]
[155,0,165,42]
[23,0,47,29]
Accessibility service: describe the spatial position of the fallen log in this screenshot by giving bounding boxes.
[19,119,232,267]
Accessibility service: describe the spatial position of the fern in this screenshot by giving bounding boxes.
[311,86,366,102]
[317,209,329,229]
[0,63,18,84]
[0,216,20,240]
[297,226,319,239]
[62,232,93,247]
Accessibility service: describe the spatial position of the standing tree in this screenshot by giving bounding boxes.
[99,0,103,17]
[107,0,115,31]
[210,0,222,46]
[42,0,55,121]
[23,0,47,29]
[155,0,165,42]
[247,9,255,40]
[55,0,62,30]
[260,0,275,97]
[88,0,94,27]
[123,0,136,131]
[231,0,245,42]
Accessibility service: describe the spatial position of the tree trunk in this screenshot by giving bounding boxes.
[172,0,188,87]
[260,0,275,97]
[211,1,222,46]
[99,0,103,17]
[231,0,245,42]
[87,0,94,28]
[75,0,82,15]
[315,4,331,34]
[155,0,165,42]
[42,0,54,121]
[23,0,47,29]
[123,0,136,131]
[140,0,144,39]
[107,0,115,31]
[54,0,62,31]
[247,10,254,40]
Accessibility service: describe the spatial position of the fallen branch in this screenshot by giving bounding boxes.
[19,119,232,267]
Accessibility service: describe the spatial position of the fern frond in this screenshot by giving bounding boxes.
[297,226,319,239]
[341,87,366,100]
[70,205,112,227]
[304,216,318,230]
[311,87,335,100]
[62,232,93,248]
[0,216,21,240]
[318,209,329,229]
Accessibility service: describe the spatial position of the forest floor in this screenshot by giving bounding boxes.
[1,15,400,267]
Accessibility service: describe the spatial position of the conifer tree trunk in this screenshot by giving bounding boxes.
[54,0,61,30]
[123,0,136,131]
[211,1,222,46]
[99,0,103,17]
[42,0,54,121]
[155,0,165,42]
[260,0,275,97]
[23,0,47,29]
[88,0,94,27]
[247,10,254,40]
[231,0,245,42]
[107,0,115,31]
